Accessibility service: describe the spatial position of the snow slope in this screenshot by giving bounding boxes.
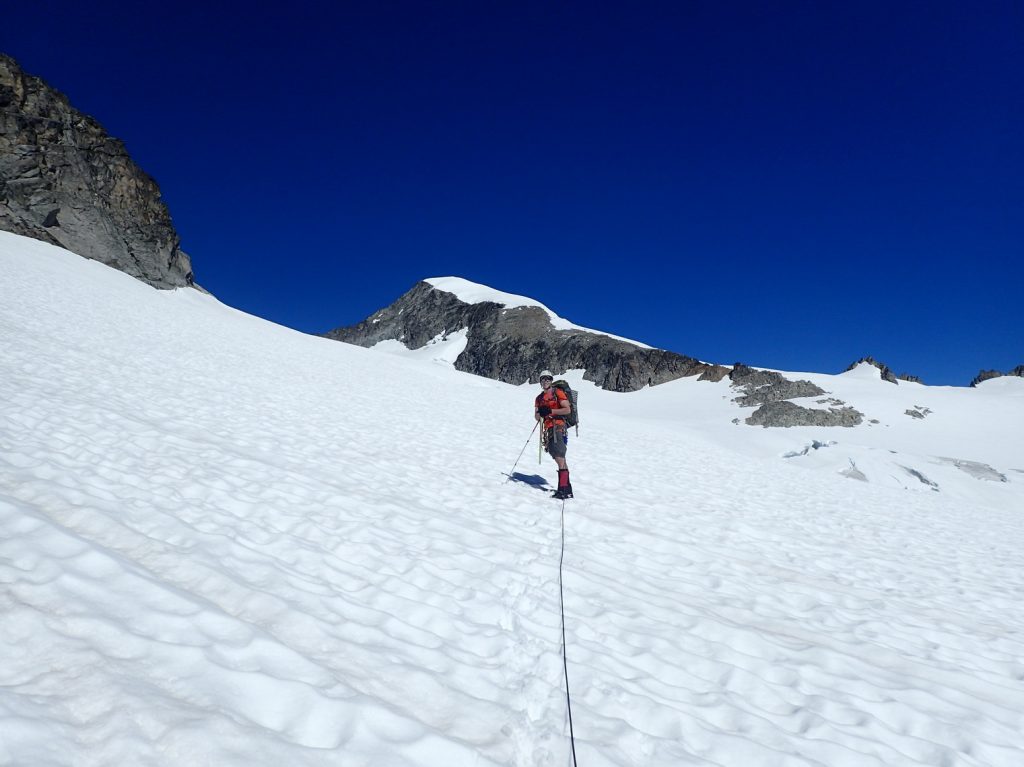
[2,230,1023,766]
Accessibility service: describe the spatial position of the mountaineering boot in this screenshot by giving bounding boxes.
[553,469,573,499]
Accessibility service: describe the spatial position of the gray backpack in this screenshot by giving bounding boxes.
[551,380,579,432]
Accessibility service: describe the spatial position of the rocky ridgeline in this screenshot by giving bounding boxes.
[325,281,730,392]
[730,363,864,427]
[971,365,1024,387]
[0,54,193,288]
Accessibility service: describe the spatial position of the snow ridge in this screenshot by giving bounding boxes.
[425,276,653,348]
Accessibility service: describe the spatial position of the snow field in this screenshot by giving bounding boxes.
[2,232,1024,766]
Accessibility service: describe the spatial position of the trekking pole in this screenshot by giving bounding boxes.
[539,422,544,464]
[504,422,539,482]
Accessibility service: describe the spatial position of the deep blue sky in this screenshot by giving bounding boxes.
[5,1,1021,384]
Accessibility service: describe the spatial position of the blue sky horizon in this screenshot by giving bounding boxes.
[4,1,1021,386]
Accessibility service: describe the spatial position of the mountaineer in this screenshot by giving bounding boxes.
[535,370,574,499]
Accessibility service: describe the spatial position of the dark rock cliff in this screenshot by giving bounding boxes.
[325,281,730,392]
[0,54,194,288]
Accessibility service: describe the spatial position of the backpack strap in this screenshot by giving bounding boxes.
[537,388,565,425]
[551,382,578,436]
[552,387,571,428]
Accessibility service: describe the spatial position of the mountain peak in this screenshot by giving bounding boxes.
[843,357,922,385]
[423,276,553,311]
[326,279,729,391]
[423,276,651,347]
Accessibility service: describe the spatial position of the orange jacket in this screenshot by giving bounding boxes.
[535,387,569,428]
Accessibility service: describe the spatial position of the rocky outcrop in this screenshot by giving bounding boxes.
[697,364,731,382]
[745,400,864,428]
[898,373,923,384]
[730,363,863,427]
[325,281,728,392]
[0,54,194,288]
[846,357,898,384]
[971,366,1024,387]
[729,363,826,405]
[971,370,1003,387]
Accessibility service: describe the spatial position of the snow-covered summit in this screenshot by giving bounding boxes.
[424,276,560,313]
[840,360,892,381]
[424,276,653,348]
[325,277,718,391]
